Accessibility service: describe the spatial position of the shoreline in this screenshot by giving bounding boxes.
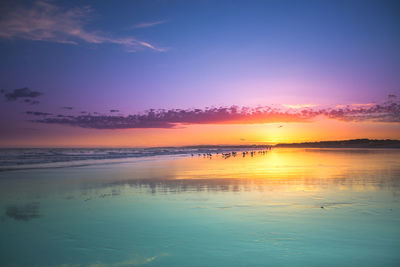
[1,146,400,173]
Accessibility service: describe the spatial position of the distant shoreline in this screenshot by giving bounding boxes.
[1,139,400,150]
[0,139,399,172]
[274,139,400,149]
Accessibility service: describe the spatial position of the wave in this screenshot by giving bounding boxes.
[0,146,270,171]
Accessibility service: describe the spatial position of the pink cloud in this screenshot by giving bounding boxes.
[29,96,400,129]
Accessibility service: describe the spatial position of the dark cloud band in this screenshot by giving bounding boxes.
[31,98,400,129]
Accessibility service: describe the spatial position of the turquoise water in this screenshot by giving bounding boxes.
[0,148,399,266]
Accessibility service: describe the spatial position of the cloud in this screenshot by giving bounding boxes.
[24,99,40,105]
[110,109,120,113]
[3,87,43,101]
[325,101,400,123]
[62,106,73,110]
[350,103,375,107]
[0,1,165,52]
[283,104,316,109]
[131,20,167,29]
[31,97,400,129]
[26,111,52,116]
[31,106,319,129]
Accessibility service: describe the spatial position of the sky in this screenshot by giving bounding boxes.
[0,0,399,147]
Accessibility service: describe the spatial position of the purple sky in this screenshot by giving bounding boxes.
[0,0,399,146]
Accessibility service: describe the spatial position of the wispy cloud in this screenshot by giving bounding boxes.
[132,20,167,29]
[0,1,165,52]
[283,104,316,109]
[336,103,376,108]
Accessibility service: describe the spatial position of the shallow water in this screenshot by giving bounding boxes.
[0,148,399,266]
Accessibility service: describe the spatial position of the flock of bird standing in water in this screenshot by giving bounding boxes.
[191,146,273,159]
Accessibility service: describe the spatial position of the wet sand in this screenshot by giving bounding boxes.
[1,148,399,266]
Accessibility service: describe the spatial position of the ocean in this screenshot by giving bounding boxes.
[0,147,399,266]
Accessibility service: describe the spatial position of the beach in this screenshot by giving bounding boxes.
[1,0,399,265]
[1,148,399,266]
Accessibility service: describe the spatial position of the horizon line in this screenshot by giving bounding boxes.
[1,138,399,149]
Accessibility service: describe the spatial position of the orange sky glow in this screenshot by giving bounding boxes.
[3,116,399,147]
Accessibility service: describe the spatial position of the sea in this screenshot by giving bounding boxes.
[0,147,399,266]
